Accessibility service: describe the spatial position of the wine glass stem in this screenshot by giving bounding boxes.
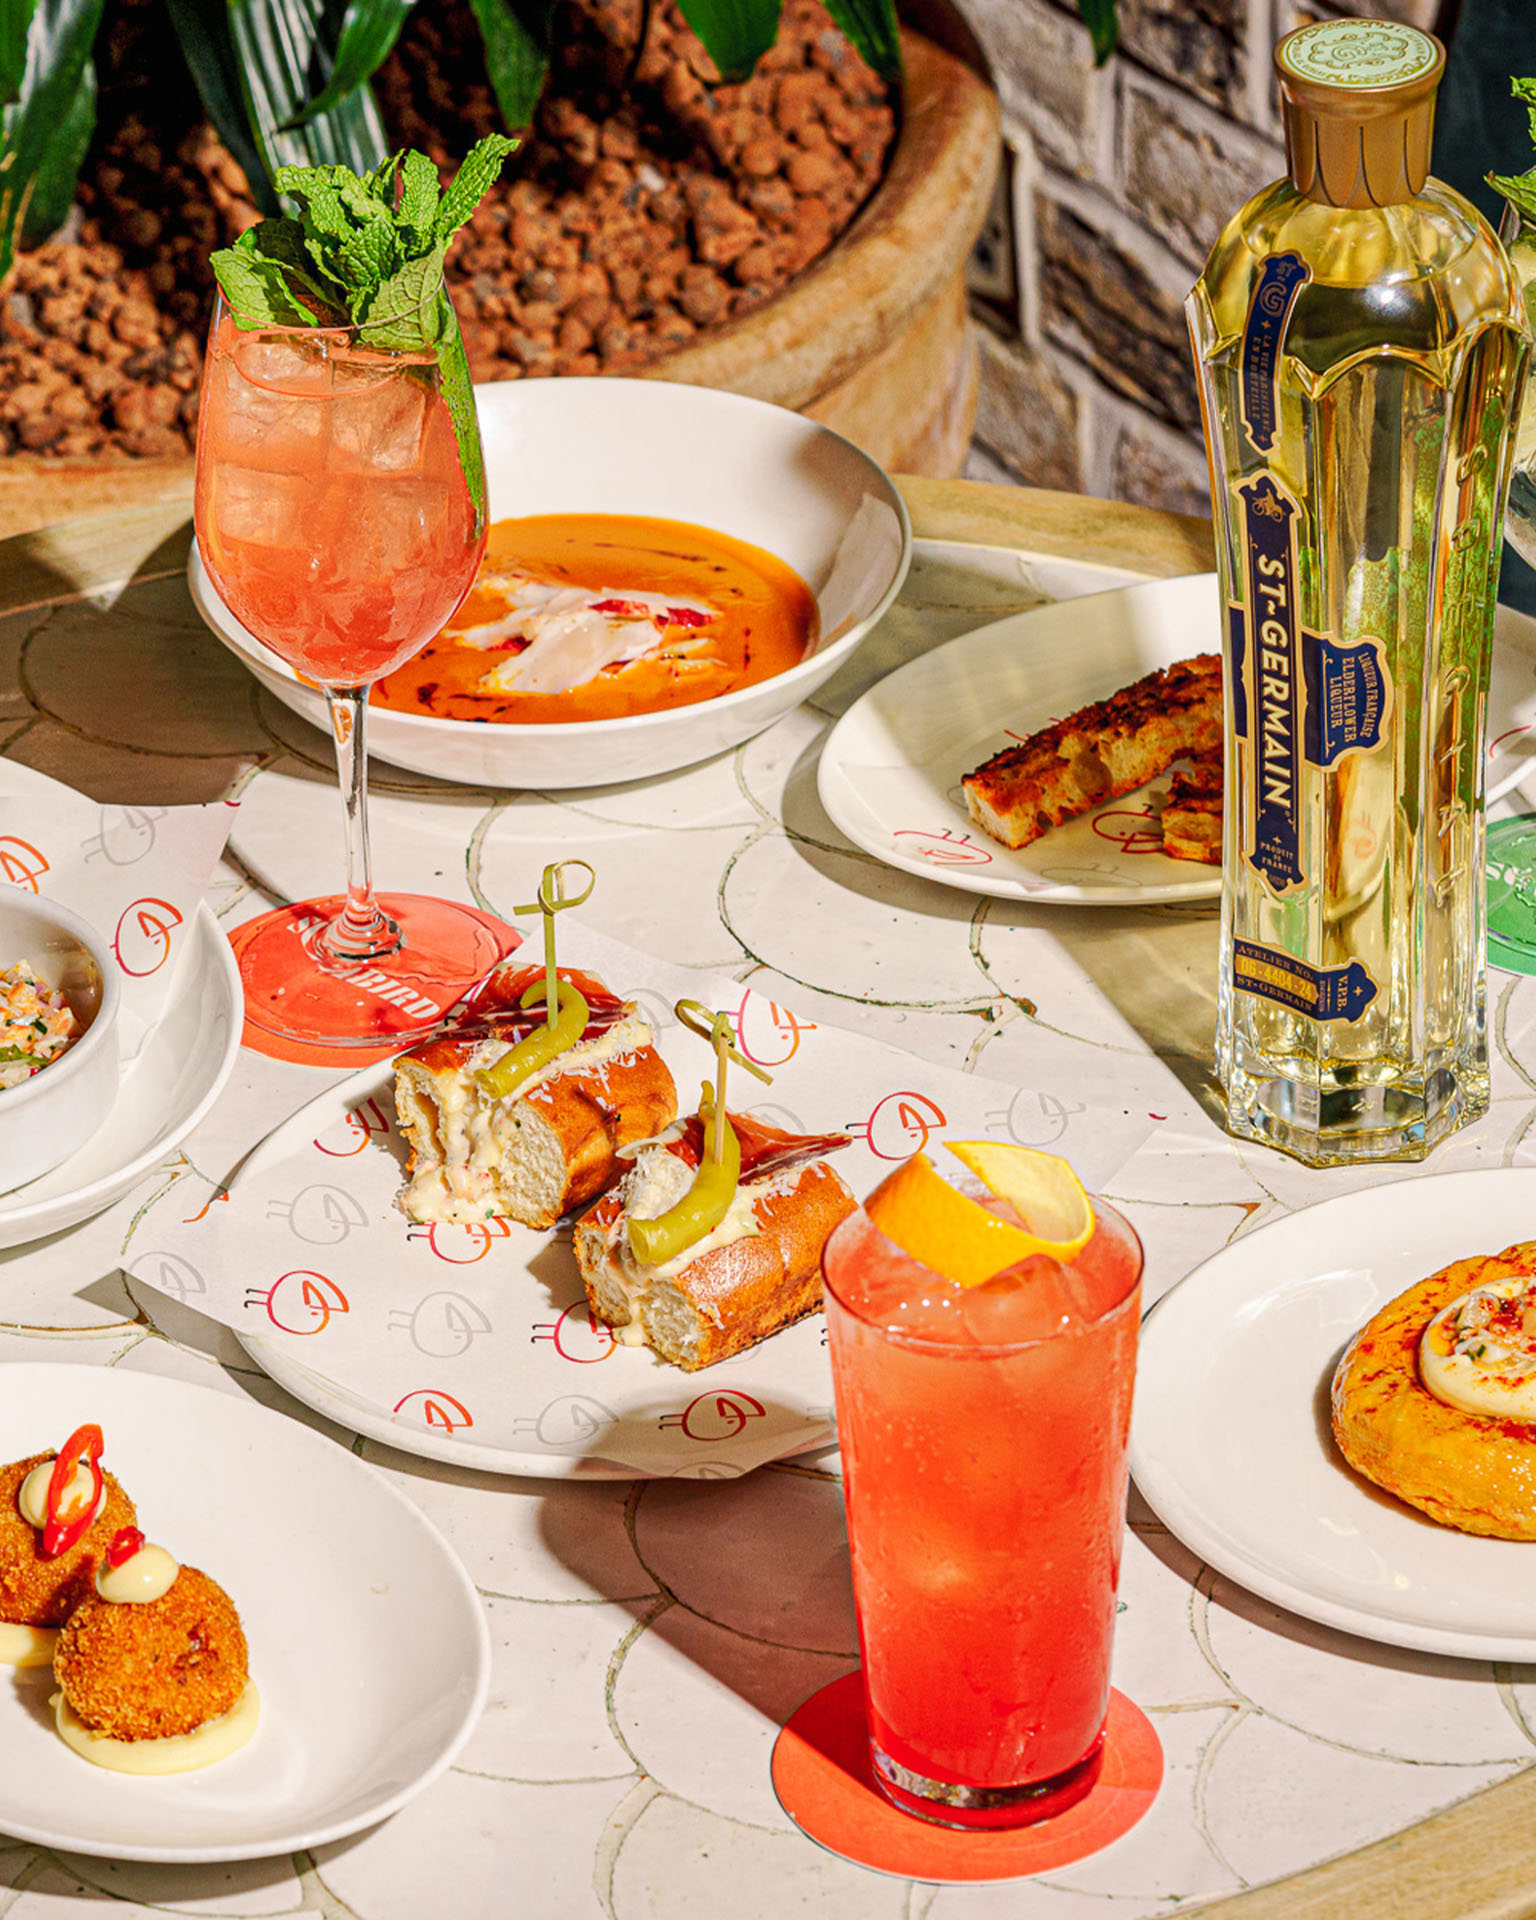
[320,685,401,966]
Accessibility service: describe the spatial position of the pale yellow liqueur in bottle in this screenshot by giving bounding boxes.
[1187,18,1532,1166]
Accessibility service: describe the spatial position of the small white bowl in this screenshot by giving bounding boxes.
[188,378,912,789]
[0,894,121,1195]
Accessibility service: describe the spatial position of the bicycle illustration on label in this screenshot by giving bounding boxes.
[387,1292,493,1358]
[510,1395,617,1449]
[658,1390,767,1442]
[530,1302,617,1363]
[244,1269,350,1335]
[267,1184,370,1244]
[848,1091,947,1159]
[312,1097,391,1157]
[112,897,183,976]
[891,827,994,866]
[83,804,167,867]
[403,1216,513,1264]
[393,1389,474,1434]
[0,836,48,891]
[729,989,817,1067]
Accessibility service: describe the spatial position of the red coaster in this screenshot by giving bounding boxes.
[230,902,520,1067]
[772,1673,1161,1884]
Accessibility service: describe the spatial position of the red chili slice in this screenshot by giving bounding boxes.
[105,1526,144,1570]
[41,1423,105,1560]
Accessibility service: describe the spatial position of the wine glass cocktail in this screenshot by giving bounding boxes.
[195,285,510,1047]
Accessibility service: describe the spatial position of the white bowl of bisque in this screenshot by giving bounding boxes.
[0,894,121,1195]
[188,377,912,789]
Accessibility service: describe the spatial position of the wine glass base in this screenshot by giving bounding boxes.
[229,895,518,1050]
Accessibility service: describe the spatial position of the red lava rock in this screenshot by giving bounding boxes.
[0,0,895,457]
[678,264,727,324]
[786,147,838,195]
[739,138,780,178]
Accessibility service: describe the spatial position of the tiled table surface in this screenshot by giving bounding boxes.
[0,481,1533,1919]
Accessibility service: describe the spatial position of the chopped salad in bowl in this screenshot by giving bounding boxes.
[0,895,121,1195]
[0,963,84,1091]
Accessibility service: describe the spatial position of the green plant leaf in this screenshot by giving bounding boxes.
[395,146,439,240]
[1075,0,1119,66]
[227,0,390,187]
[210,237,325,323]
[0,0,107,282]
[672,0,778,84]
[359,238,445,347]
[465,0,551,133]
[1514,75,1536,146]
[162,0,280,217]
[0,0,39,105]
[434,297,487,531]
[817,0,899,84]
[18,45,91,241]
[281,0,418,127]
[1492,169,1536,223]
[214,214,348,313]
[432,130,518,241]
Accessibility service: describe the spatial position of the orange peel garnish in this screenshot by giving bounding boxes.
[865,1141,1095,1289]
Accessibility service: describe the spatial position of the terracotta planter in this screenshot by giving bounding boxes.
[0,25,999,540]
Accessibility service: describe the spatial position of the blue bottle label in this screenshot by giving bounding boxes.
[1233,940,1379,1021]
[1239,252,1309,455]
[1300,628,1392,766]
[1232,474,1393,901]
[1228,600,1248,739]
[1238,474,1306,893]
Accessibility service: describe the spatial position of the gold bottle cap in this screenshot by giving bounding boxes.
[1275,19,1443,210]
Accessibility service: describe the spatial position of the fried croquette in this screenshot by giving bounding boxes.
[0,1452,135,1627]
[54,1565,249,1742]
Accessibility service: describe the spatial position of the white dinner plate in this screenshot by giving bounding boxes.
[0,1363,489,1861]
[819,577,1536,906]
[0,903,240,1250]
[1131,1168,1536,1661]
[224,1061,840,1481]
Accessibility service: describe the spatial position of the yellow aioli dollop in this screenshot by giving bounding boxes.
[17,1460,105,1532]
[1421,1275,1536,1420]
[52,1680,260,1775]
[94,1542,178,1605]
[0,1622,57,1668]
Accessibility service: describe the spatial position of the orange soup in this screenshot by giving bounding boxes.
[371,513,819,724]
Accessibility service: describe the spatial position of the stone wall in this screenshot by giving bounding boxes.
[954,0,1441,514]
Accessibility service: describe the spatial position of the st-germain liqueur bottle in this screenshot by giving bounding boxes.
[1187,19,1531,1166]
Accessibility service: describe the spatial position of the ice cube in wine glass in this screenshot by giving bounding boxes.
[329,360,430,474]
[208,466,311,551]
[216,333,328,456]
[364,477,452,565]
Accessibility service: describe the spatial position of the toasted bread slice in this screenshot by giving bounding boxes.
[1160,748,1223,864]
[963,654,1222,851]
[394,964,677,1229]
[574,1115,854,1370]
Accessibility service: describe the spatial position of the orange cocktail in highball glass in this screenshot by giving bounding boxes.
[822,1159,1142,1828]
[195,277,508,1047]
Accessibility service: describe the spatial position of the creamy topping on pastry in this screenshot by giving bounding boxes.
[95,1541,178,1605]
[0,1622,57,1668]
[52,1680,260,1774]
[17,1460,105,1532]
[1420,1275,1536,1420]
[620,1145,762,1281]
[400,1012,654,1225]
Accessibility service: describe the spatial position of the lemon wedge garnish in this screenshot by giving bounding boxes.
[864,1141,1095,1290]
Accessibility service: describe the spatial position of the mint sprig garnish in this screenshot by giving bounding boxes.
[1489,77,1536,222]
[209,134,520,526]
